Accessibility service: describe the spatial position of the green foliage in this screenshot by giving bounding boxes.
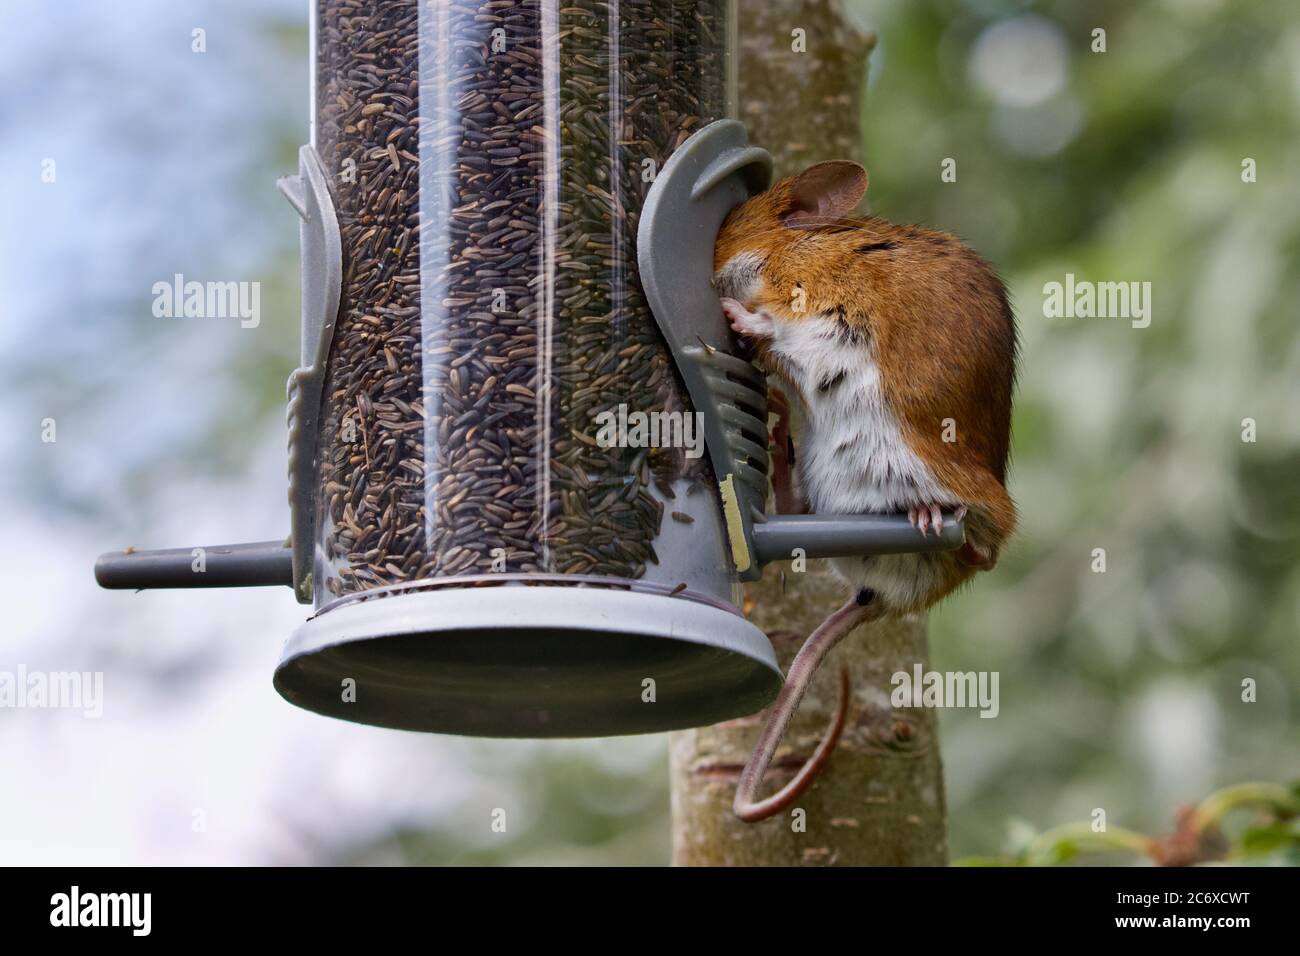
[842,0,1300,863]
[346,740,671,866]
[955,780,1300,866]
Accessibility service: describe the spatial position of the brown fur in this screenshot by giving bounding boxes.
[714,165,1018,570]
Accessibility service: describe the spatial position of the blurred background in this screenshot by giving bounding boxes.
[1,0,1296,864]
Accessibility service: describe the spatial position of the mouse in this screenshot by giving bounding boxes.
[711,159,1017,823]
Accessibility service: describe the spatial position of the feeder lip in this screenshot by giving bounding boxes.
[274,584,783,737]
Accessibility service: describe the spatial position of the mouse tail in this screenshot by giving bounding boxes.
[733,591,881,823]
[733,664,852,823]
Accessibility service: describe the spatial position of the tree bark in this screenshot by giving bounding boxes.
[669,0,949,867]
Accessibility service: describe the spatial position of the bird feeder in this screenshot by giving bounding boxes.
[95,0,962,738]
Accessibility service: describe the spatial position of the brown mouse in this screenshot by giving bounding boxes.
[712,160,1017,823]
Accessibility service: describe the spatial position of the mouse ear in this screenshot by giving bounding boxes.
[780,161,868,229]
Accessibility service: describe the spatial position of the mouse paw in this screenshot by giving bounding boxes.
[720,297,776,339]
[908,503,947,537]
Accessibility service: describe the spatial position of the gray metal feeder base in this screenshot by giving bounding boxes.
[273,586,782,738]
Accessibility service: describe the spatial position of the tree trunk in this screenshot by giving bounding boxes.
[669,0,949,867]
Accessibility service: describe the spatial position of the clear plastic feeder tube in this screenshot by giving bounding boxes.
[311,0,737,608]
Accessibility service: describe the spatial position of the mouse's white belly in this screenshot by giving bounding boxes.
[767,315,961,610]
[801,419,959,610]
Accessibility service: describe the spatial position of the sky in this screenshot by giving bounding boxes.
[0,0,499,866]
